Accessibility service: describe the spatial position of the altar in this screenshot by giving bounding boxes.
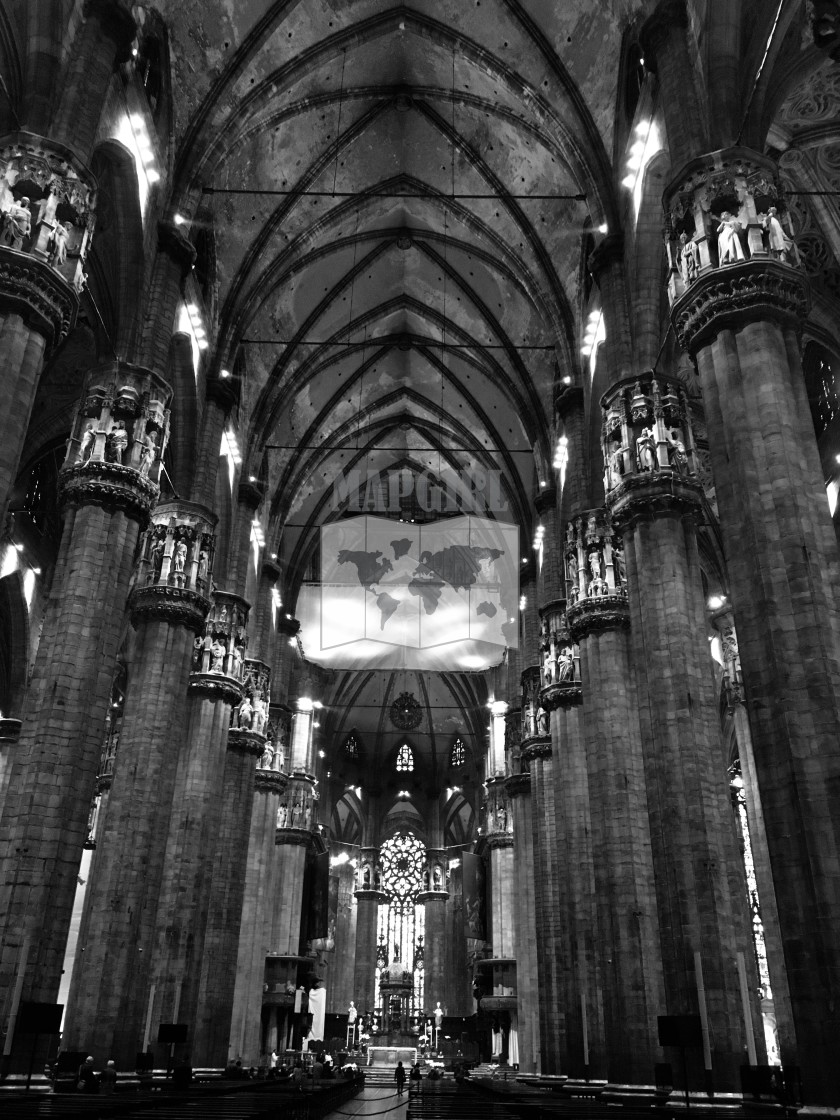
[367,1045,417,1068]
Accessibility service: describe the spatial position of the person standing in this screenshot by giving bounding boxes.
[99,1060,117,1094]
[394,1060,406,1095]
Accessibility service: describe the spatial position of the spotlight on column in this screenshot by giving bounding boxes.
[707,594,726,610]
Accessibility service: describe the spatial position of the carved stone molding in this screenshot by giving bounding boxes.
[540,681,583,710]
[671,259,809,352]
[277,614,300,637]
[275,827,313,848]
[607,470,703,536]
[567,595,631,641]
[520,735,552,764]
[255,769,287,795]
[588,233,625,277]
[486,834,515,851]
[505,772,531,797]
[0,247,78,347]
[534,484,557,514]
[417,890,449,902]
[83,0,137,57]
[59,461,158,525]
[127,584,210,631]
[228,727,265,757]
[354,889,389,903]
[238,478,264,510]
[188,672,242,705]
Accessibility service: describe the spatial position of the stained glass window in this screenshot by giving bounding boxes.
[449,737,466,767]
[374,832,425,1019]
[343,730,360,759]
[396,743,414,772]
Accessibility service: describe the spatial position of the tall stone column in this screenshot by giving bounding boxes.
[506,773,539,1074]
[146,593,248,1062]
[420,848,448,1013]
[519,665,563,1073]
[0,136,91,524]
[605,370,760,1093]
[666,149,840,1104]
[61,500,215,1067]
[229,744,287,1065]
[566,510,665,1096]
[0,362,169,1071]
[192,658,270,1067]
[354,847,386,1014]
[541,598,605,1084]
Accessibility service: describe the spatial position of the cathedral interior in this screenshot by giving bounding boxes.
[2,0,840,1109]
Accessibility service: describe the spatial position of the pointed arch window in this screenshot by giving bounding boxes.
[396,743,414,772]
[449,736,466,768]
[343,730,360,760]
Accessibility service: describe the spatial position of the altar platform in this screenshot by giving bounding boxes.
[366,1045,417,1068]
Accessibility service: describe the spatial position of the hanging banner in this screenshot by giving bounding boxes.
[462,851,487,941]
[298,513,519,671]
[307,850,331,942]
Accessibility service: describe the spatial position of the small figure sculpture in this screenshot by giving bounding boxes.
[423,868,430,891]
[348,1001,358,1024]
[590,574,608,597]
[636,427,658,472]
[434,1002,444,1029]
[138,431,156,476]
[76,424,95,464]
[3,197,31,249]
[252,694,267,734]
[173,540,187,580]
[613,545,626,586]
[558,646,575,682]
[197,549,209,586]
[666,430,689,474]
[363,865,372,890]
[277,803,287,827]
[760,207,794,263]
[678,232,700,285]
[237,694,253,729]
[433,865,443,890]
[259,744,274,769]
[495,806,507,833]
[716,211,745,265]
[537,706,550,736]
[105,421,128,464]
[230,644,243,678]
[149,537,165,581]
[568,582,579,604]
[210,639,225,672]
[47,220,72,268]
[588,549,601,582]
[609,442,624,488]
[192,637,203,669]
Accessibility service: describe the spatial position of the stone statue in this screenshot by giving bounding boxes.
[48,220,72,267]
[558,646,574,682]
[192,637,203,669]
[636,427,657,472]
[138,431,156,476]
[4,197,31,248]
[609,442,624,488]
[433,865,442,890]
[613,545,626,586]
[761,207,794,263]
[210,639,225,672]
[237,694,253,729]
[588,549,601,582]
[348,1001,358,1023]
[230,644,243,678]
[149,537,165,581]
[277,802,287,827]
[568,582,579,604]
[590,574,608,597]
[197,549,209,586]
[76,424,95,464]
[363,865,371,890]
[537,706,550,736]
[716,211,745,264]
[678,232,700,285]
[434,1002,444,1028]
[259,744,273,769]
[173,540,187,578]
[105,421,128,464]
[667,430,689,473]
[252,694,267,733]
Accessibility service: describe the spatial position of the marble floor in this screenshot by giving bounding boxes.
[322,1084,409,1118]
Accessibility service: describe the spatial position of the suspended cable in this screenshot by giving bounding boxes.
[240,339,556,349]
[201,185,586,200]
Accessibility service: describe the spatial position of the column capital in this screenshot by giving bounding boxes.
[504,772,530,798]
[540,680,583,710]
[607,470,704,535]
[238,478,264,510]
[0,247,78,348]
[59,461,158,525]
[255,768,287,795]
[671,258,809,353]
[566,594,630,642]
[554,382,584,419]
[519,735,552,765]
[188,673,242,705]
[128,584,210,631]
[227,727,265,757]
[277,614,300,636]
[205,375,239,412]
[261,558,281,582]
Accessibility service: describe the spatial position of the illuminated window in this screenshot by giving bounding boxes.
[343,730,360,760]
[396,743,414,772]
[375,832,426,1018]
[449,737,466,767]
